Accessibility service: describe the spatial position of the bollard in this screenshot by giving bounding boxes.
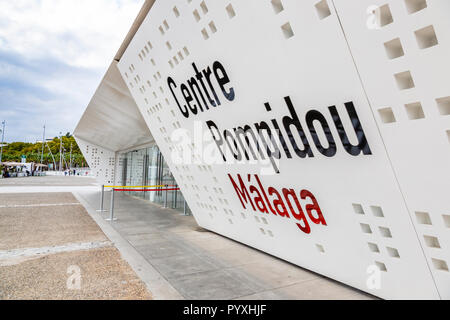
[106,189,117,222]
[163,185,168,208]
[96,184,106,212]
[183,200,189,216]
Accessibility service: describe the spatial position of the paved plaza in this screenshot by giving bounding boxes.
[0,182,151,300]
[0,176,374,300]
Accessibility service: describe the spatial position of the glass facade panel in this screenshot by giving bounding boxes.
[120,145,190,214]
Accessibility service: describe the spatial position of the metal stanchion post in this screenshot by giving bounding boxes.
[96,184,106,212]
[183,200,188,216]
[164,185,168,208]
[106,189,117,222]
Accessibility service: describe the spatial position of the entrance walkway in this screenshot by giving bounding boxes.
[77,190,374,300]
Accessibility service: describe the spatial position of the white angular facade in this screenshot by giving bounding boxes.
[75,0,450,299]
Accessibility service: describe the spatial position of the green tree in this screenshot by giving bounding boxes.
[1,134,87,169]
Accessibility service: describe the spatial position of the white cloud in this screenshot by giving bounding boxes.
[0,0,145,142]
[0,0,144,69]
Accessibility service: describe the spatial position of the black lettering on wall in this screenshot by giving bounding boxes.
[206,120,227,161]
[329,102,372,156]
[168,77,189,118]
[306,110,337,158]
[282,97,314,158]
[213,61,235,101]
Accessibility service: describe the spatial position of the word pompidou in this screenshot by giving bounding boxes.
[207,96,373,173]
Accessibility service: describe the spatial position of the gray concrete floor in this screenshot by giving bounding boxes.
[77,190,375,300]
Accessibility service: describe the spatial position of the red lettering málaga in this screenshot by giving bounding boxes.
[227,173,327,234]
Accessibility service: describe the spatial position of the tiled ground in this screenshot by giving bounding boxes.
[78,191,375,300]
[0,191,151,300]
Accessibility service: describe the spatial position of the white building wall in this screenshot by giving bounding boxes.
[72,0,450,299]
[334,0,450,298]
[75,137,116,186]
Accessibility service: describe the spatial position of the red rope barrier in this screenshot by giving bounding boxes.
[113,188,180,192]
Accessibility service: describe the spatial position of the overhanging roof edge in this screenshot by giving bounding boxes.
[114,0,156,62]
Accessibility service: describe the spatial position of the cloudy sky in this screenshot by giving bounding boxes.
[0,0,144,142]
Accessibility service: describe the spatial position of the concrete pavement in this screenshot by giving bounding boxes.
[0,176,375,300]
[77,189,375,300]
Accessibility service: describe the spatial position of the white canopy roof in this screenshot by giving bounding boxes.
[74,61,154,152]
[74,0,156,152]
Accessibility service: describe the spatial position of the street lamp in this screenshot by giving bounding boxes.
[40,125,45,164]
[59,132,63,172]
[0,121,6,164]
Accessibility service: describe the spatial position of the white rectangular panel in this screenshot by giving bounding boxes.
[334,0,450,299]
[116,0,440,299]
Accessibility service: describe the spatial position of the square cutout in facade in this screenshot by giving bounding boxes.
[436,96,450,116]
[384,38,405,59]
[404,0,427,14]
[447,130,450,144]
[378,107,396,124]
[281,22,294,39]
[352,203,365,215]
[316,244,325,253]
[432,258,449,272]
[415,25,438,49]
[394,71,415,90]
[201,28,209,40]
[443,215,450,228]
[424,235,441,248]
[370,206,384,218]
[405,102,425,120]
[415,211,432,225]
[375,261,387,272]
[368,242,380,253]
[200,1,208,14]
[193,9,201,22]
[226,4,236,18]
[271,0,284,14]
[173,6,180,17]
[209,21,217,34]
[360,223,372,234]
[379,226,392,238]
[315,0,331,20]
[386,247,400,258]
[376,4,394,27]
